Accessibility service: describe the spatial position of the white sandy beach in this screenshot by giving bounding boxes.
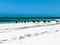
[0,21,60,45]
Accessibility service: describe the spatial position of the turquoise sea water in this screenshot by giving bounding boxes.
[0,17,60,23]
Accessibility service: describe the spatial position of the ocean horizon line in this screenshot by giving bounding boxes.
[0,17,60,19]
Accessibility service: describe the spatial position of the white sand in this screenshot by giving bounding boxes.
[0,21,60,45]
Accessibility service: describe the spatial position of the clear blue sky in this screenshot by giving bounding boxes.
[0,0,60,17]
